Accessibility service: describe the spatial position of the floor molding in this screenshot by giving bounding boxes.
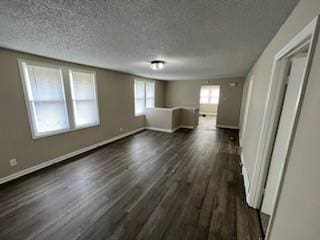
[216,124,239,130]
[0,127,145,185]
[240,152,251,205]
[199,112,217,116]
[144,127,173,133]
[145,125,195,133]
[180,125,194,129]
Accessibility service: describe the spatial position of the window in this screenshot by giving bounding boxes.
[70,70,99,127]
[200,86,220,104]
[146,81,155,108]
[134,79,155,116]
[19,59,100,138]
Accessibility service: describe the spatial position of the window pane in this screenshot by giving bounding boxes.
[134,80,145,115]
[210,87,220,104]
[26,65,65,101]
[70,71,95,100]
[135,98,145,115]
[33,101,69,134]
[146,81,155,108]
[146,81,155,98]
[23,63,69,136]
[70,70,99,127]
[73,100,99,126]
[200,97,209,104]
[146,98,154,108]
[210,97,219,104]
[200,88,210,98]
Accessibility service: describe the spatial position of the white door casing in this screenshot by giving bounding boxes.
[261,56,307,215]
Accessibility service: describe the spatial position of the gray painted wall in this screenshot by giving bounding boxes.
[164,78,244,127]
[0,48,165,179]
[239,0,320,239]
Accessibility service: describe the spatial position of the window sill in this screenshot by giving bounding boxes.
[31,122,100,140]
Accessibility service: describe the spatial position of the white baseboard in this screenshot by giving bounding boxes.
[216,124,239,130]
[199,112,217,116]
[180,125,194,129]
[240,152,251,205]
[145,125,195,133]
[144,127,173,133]
[0,127,145,185]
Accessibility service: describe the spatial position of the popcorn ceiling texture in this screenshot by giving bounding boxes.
[0,0,299,80]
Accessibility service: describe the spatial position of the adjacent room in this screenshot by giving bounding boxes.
[199,85,220,130]
[1,1,320,240]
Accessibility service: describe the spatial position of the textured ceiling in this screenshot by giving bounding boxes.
[0,0,299,80]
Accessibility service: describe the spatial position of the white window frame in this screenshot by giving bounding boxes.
[134,79,155,116]
[18,59,100,139]
[69,68,100,129]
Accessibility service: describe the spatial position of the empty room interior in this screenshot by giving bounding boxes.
[1,1,320,239]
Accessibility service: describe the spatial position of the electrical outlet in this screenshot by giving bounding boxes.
[9,158,17,167]
[119,128,123,132]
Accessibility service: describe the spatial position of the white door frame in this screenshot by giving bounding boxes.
[239,75,254,146]
[247,16,320,218]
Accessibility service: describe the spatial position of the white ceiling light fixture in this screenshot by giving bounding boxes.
[150,60,165,70]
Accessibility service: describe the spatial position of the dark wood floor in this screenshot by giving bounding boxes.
[0,126,262,240]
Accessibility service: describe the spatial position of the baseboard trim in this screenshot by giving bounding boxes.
[0,127,145,185]
[240,152,251,205]
[145,125,195,133]
[144,127,173,133]
[180,125,194,129]
[199,112,217,116]
[216,124,239,130]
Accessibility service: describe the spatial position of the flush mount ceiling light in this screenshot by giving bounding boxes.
[150,60,165,70]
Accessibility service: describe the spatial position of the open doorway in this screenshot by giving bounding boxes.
[260,52,308,232]
[198,85,220,130]
[248,17,319,239]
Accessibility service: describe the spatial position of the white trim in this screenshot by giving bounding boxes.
[171,127,181,133]
[147,107,180,111]
[240,152,251,205]
[239,75,254,146]
[248,16,320,211]
[145,125,195,133]
[18,59,100,139]
[0,128,145,184]
[144,127,173,133]
[199,112,217,116]
[69,69,100,129]
[264,16,320,240]
[216,124,239,129]
[180,125,194,129]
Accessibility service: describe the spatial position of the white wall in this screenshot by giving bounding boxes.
[240,0,320,239]
[199,103,218,115]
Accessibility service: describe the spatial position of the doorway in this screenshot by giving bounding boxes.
[259,53,308,236]
[198,85,220,130]
[250,17,320,239]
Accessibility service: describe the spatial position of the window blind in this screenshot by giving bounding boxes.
[70,71,99,127]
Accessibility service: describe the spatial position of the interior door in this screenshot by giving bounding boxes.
[261,55,307,215]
